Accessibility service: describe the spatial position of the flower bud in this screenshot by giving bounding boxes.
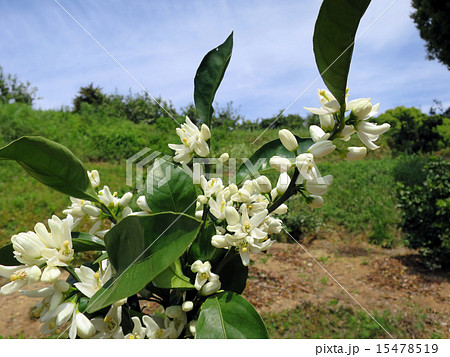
[182,301,194,312]
[307,140,336,158]
[119,192,132,207]
[272,204,288,215]
[309,125,329,142]
[276,172,291,194]
[192,163,202,184]
[211,234,228,248]
[279,129,298,152]
[75,312,96,339]
[136,195,151,212]
[201,278,221,296]
[308,195,324,208]
[269,156,292,173]
[256,175,272,193]
[200,124,211,140]
[87,170,100,188]
[82,204,101,217]
[345,147,367,161]
[319,114,334,131]
[218,153,229,163]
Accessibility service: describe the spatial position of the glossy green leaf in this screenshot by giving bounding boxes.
[93,252,108,265]
[0,244,20,266]
[188,224,225,264]
[71,232,105,252]
[87,213,201,312]
[196,291,269,339]
[194,32,233,127]
[233,137,313,185]
[218,254,248,294]
[152,259,194,289]
[0,136,97,201]
[313,0,371,107]
[145,160,197,216]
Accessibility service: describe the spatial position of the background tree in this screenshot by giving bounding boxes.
[410,0,450,69]
[0,65,38,105]
[72,83,107,113]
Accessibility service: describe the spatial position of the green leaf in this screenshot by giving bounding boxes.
[0,244,20,266]
[219,254,248,294]
[188,224,225,264]
[145,160,197,216]
[313,0,371,107]
[0,136,97,201]
[196,291,269,339]
[152,259,194,289]
[71,232,105,252]
[87,213,201,313]
[194,32,233,127]
[93,252,108,265]
[233,137,313,185]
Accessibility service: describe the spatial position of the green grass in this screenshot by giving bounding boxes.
[0,102,401,248]
[263,301,444,339]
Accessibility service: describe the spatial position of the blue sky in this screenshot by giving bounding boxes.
[1,0,449,120]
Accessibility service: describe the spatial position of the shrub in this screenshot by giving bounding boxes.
[396,157,450,269]
[377,106,444,154]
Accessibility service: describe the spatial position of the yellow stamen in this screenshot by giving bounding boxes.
[128,335,135,339]
[241,247,248,253]
[49,322,56,330]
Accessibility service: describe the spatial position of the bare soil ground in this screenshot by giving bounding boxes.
[1,237,449,338]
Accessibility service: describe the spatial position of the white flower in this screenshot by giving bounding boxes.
[345,147,367,161]
[168,117,211,164]
[336,125,356,141]
[295,153,318,181]
[0,265,41,294]
[307,140,336,158]
[278,129,298,152]
[11,231,46,266]
[269,156,292,173]
[125,316,147,339]
[63,197,90,219]
[74,264,112,298]
[209,190,231,221]
[91,305,124,339]
[348,98,390,150]
[191,260,221,295]
[88,170,101,188]
[97,186,119,208]
[200,176,224,198]
[23,280,70,321]
[304,89,341,115]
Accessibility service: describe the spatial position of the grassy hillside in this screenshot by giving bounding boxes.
[0,103,400,247]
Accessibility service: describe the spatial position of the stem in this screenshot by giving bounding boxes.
[268,168,300,214]
[99,203,117,224]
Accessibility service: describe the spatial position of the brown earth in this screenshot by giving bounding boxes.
[1,237,449,338]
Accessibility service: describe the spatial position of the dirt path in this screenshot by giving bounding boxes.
[1,239,448,338]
